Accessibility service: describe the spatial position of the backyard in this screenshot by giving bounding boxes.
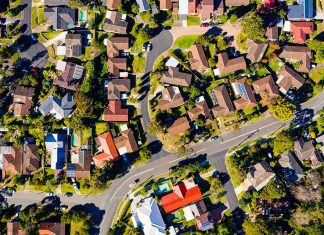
[174,35,200,49]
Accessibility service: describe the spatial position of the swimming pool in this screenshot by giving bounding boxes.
[80,11,87,22]
[71,134,78,147]
[156,182,171,195]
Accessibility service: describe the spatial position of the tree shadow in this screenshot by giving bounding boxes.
[147,140,163,155]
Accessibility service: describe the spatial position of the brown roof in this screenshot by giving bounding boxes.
[107,37,129,57]
[108,57,127,78]
[225,0,249,6]
[161,67,192,87]
[1,146,22,179]
[252,75,280,102]
[294,138,323,168]
[172,2,179,14]
[7,222,23,235]
[189,44,209,72]
[277,64,305,94]
[160,0,172,9]
[266,24,279,41]
[102,100,128,122]
[108,78,131,100]
[103,11,128,34]
[12,86,35,117]
[187,98,213,121]
[217,52,247,75]
[158,86,185,110]
[211,85,235,118]
[68,150,91,178]
[246,40,268,62]
[167,116,191,136]
[54,62,84,91]
[39,222,65,235]
[107,0,121,10]
[279,45,312,73]
[114,129,138,154]
[65,34,82,57]
[246,161,275,191]
[201,0,214,19]
[22,144,41,175]
[232,77,257,110]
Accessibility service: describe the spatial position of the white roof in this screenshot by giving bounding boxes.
[213,68,220,76]
[179,0,188,15]
[120,72,128,77]
[283,20,291,32]
[120,124,128,132]
[56,60,67,71]
[165,57,179,67]
[56,46,66,56]
[135,197,166,235]
[183,206,195,221]
[118,146,128,155]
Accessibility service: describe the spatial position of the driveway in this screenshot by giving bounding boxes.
[169,26,210,40]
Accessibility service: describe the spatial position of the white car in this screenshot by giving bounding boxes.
[46,192,54,196]
[129,182,137,188]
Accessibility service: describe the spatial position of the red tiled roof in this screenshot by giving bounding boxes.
[102,100,128,122]
[161,180,203,213]
[93,132,119,167]
[290,21,314,44]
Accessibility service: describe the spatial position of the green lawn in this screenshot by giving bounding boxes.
[95,122,110,135]
[268,59,280,72]
[61,183,76,194]
[257,68,270,77]
[41,31,61,40]
[70,222,84,235]
[31,6,46,28]
[81,128,92,145]
[187,16,200,26]
[132,55,145,73]
[174,35,200,49]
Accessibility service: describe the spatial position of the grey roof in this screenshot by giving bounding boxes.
[44,7,76,30]
[287,0,313,19]
[39,93,74,119]
[44,0,69,6]
[136,0,150,12]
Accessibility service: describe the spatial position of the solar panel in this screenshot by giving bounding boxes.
[238,84,249,101]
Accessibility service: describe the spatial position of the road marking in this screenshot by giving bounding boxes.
[109,168,154,203]
[168,148,207,164]
[220,121,280,144]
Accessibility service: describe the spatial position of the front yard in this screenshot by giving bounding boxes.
[174,35,200,49]
[31,6,46,28]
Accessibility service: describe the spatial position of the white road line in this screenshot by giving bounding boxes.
[168,148,207,164]
[110,168,154,202]
[220,121,281,144]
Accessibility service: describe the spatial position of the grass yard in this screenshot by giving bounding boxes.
[187,16,200,26]
[257,68,270,77]
[268,59,280,72]
[42,31,61,40]
[61,183,76,194]
[81,128,92,145]
[132,55,145,73]
[70,222,84,235]
[31,6,46,28]
[174,35,200,49]
[95,122,110,135]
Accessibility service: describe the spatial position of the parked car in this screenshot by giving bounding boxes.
[142,43,147,51]
[46,192,54,196]
[121,52,130,57]
[65,192,73,197]
[60,205,68,210]
[73,182,78,191]
[146,43,152,52]
[201,23,209,27]
[30,34,37,41]
[210,136,219,141]
[129,179,140,188]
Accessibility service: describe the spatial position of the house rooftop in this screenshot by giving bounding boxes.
[167,116,191,136]
[102,100,128,122]
[217,52,247,75]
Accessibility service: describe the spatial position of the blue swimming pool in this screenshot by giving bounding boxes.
[80,11,87,22]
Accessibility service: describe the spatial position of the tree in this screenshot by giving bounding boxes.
[138,28,150,42]
[307,40,324,51]
[147,119,163,136]
[269,97,296,122]
[242,13,266,41]
[309,68,324,84]
[273,131,294,156]
[68,0,85,8]
[259,180,286,202]
[229,14,238,24]
[139,146,152,161]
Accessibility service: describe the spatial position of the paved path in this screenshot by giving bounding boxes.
[42,31,68,47]
[169,26,210,40]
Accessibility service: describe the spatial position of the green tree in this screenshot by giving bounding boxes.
[259,180,286,202]
[273,131,294,156]
[309,68,324,84]
[147,119,163,136]
[230,14,238,23]
[242,13,266,41]
[307,40,324,51]
[139,146,152,161]
[138,29,150,42]
[269,96,296,122]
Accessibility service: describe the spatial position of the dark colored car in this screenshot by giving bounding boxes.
[201,23,209,27]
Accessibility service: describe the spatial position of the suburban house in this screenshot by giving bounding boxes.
[287,0,313,20]
[93,132,119,167]
[108,57,127,78]
[136,0,150,12]
[276,64,305,94]
[189,44,209,72]
[7,222,65,235]
[246,161,276,191]
[39,93,75,120]
[22,144,41,175]
[56,33,82,57]
[187,96,213,122]
[158,86,185,111]
[201,0,224,20]
[113,129,139,155]
[103,11,128,34]
[67,150,91,178]
[279,45,312,73]
[225,0,250,6]
[246,40,268,63]
[266,24,279,41]
[289,21,314,44]
[190,200,214,231]
[210,85,235,118]
[132,197,166,235]
[45,133,67,171]
[252,75,280,104]
[161,67,193,87]
[231,77,257,110]
[294,138,323,169]
[315,134,324,155]
[102,100,128,122]
[44,0,69,6]
[217,52,247,75]
[0,146,22,179]
[278,151,305,185]
[161,178,203,213]
[167,116,191,136]
[44,7,76,30]
[11,86,35,117]
[107,37,129,57]
[54,61,84,91]
[107,0,121,10]
[107,79,131,100]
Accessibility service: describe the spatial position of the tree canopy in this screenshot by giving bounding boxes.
[242,13,266,41]
[269,97,296,122]
[273,131,294,156]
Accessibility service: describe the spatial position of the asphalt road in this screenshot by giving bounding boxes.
[21,0,31,35]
